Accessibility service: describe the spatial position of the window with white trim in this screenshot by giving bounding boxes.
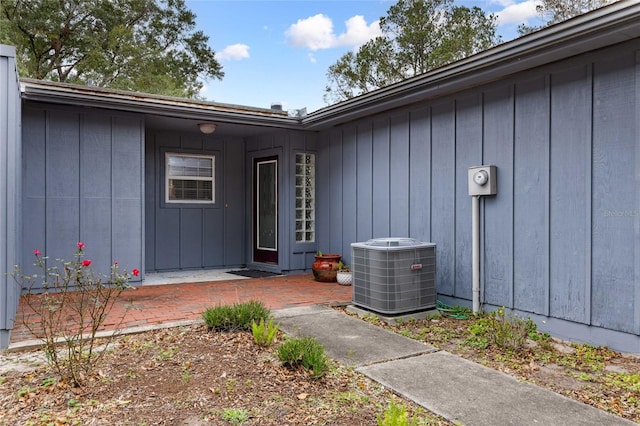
[295,153,315,242]
[166,153,215,203]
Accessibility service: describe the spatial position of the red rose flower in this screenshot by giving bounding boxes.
[132,268,140,277]
[82,259,92,267]
[33,248,41,256]
[77,242,85,250]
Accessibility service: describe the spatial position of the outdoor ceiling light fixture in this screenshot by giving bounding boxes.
[198,122,217,134]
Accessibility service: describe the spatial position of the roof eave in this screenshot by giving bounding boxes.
[302,0,640,129]
[20,79,301,130]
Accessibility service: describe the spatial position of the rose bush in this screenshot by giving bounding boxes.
[14,243,137,386]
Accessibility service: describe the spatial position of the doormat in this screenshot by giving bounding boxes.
[228,269,282,278]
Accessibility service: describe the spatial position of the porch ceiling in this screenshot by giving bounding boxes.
[143,113,286,138]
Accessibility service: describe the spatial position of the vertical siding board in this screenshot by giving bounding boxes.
[316,133,331,251]
[591,53,637,332]
[111,117,143,274]
[454,95,482,300]
[389,113,410,237]
[549,66,590,323]
[372,118,390,237]
[203,209,224,267]
[21,109,46,278]
[156,209,181,269]
[342,126,358,261]
[180,210,204,268]
[80,114,112,274]
[46,110,80,261]
[0,46,21,344]
[483,85,515,307]
[328,129,343,252]
[144,132,156,270]
[223,138,245,266]
[636,51,640,336]
[431,101,456,296]
[513,77,550,314]
[356,122,373,242]
[409,107,431,241]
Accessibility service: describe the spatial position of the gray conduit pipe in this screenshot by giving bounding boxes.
[472,195,481,313]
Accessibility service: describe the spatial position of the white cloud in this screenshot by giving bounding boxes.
[495,0,542,25]
[217,44,250,61]
[285,14,380,51]
[336,15,382,48]
[307,53,317,64]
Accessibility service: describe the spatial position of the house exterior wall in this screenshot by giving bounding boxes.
[21,103,144,284]
[0,45,21,348]
[316,39,640,353]
[144,129,245,271]
[245,131,317,272]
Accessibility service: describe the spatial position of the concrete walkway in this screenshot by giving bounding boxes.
[274,305,635,426]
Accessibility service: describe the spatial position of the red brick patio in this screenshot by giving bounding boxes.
[9,274,352,346]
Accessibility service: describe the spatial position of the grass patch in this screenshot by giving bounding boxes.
[277,336,329,379]
[202,300,271,332]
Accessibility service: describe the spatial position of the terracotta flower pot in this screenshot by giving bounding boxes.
[312,254,341,282]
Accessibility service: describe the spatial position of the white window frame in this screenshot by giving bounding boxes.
[165,153,215,204]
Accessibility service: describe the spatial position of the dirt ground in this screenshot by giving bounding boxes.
[2,308,639,425]
[0,323,449,425]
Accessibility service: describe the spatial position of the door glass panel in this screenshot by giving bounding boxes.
[257,160,277,251]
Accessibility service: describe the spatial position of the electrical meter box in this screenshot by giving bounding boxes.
[468,165,497,196]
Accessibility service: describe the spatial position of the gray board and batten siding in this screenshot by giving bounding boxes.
[144,129,245,271]
[315,38,640,353]
[20,103,144,285]
[0,45,21,348]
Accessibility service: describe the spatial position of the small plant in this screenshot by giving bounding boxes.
[337,261,350,272]
[12,243,137,387]
[202,300,271,332]
[221,408,250,425]
[464,307,531,351]
[277,336,329,378]
[251,318,279,347]
[377,400,419,426]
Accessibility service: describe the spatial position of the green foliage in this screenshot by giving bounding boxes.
[605,372,640,393]
[377,400,419,426]
[251,318,279,347]
[464,307,532,351]
[324,0,500,104]
[557,343,616,372]
[277,336,329,379]
[221,408,250,425]
[337,261,350,272]
[202,301,271,332]
[518,0,613,35]
[12,243,135,387]
[0,0,223,98]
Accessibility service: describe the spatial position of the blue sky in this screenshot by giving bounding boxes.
[185,1,546,113]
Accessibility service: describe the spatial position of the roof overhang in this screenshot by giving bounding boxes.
[20,78,301,131]
[16,0,640,134]
[301,0,640,129]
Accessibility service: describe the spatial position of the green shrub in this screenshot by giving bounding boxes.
[464,307,531,351]
[377,400,419,426]
[277,336,329,379]
[202,300,271,332]
[251,318,279,347]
